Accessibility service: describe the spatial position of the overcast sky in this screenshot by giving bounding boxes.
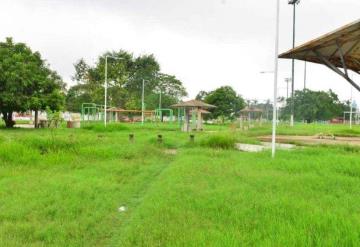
[1,0,359,103]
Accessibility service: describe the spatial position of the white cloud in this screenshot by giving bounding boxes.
[0,0,359,104]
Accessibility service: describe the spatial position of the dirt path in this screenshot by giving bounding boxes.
[258,135,360,146]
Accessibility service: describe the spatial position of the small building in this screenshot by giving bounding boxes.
[172,100,215,132]
[240,107,263,122]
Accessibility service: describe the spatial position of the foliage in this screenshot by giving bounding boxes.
[45,106,62,128]
[2,124,360,245]
[201,86,245,121]
[82,122,129,132]
[200,134,236,149]
[66,51,187,112]
[281,89,348,122]
[0,37,65,128]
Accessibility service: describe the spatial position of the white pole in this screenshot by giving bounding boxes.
[350,86,353,129]
[104,56,108,127]
[159,89,162,109]
[272,0,280,158]
[141,79,145,125]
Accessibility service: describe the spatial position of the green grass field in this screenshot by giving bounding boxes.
[1,122,360,246]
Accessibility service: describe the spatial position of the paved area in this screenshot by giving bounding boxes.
[258,135,360,146]
[14,124,34,128]
[236,142,295,152]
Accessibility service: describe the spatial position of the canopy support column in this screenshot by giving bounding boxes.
[313,50,360,92]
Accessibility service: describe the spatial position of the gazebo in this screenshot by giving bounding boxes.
[172,100,215,131]
[239,107,263,129]
[240,107,263,122]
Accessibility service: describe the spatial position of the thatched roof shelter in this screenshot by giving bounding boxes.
[190,109,211,114]
[172,100,215,109]
[172,99,215,131]
[240,107,263,113]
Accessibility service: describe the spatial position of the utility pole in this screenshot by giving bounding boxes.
[288,0,300,127]
[159,89,162,109]
[272,0,280,158]
[141,79,145,125]
[350,85,353,129]
[285,78,291,99]
[304,61,307,89]
[104,57,108,127]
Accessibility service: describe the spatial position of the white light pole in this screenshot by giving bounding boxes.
[272,0,280,158]
[159,89,162,109]
[285,78,291,99]
[104,55,124,127]
[141,79,145,125]
[288,0,301,127]
[350,86,353,129]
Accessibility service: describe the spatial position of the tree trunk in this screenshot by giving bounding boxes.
[34,110,39,128]
[2,111,15,128]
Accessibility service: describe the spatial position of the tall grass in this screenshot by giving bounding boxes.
[200,134,236,149]
[1,123,360,246]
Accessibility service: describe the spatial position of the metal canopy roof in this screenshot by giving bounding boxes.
[279,19,360,90]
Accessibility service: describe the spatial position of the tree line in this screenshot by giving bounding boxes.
[0,38,187,128]
[0,38,354,128]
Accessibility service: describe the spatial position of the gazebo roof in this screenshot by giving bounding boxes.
[190,109,211,114]
[240,107,263,113]
[172,99,216,108]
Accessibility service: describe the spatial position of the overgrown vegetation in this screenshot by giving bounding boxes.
[2,123,360,246]
[200,134,237,149]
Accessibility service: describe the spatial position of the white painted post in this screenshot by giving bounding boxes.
[141,79,145,125]
[104,56,108,127]
[272,0,280,158]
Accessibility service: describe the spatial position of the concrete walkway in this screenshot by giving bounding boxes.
[236,142,296,152]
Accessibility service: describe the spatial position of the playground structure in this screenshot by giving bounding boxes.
[172,100,215,132]
[343,111,360,125]
[107,107,154,122]
[155,108,174,122]
[81,103,105,121]
[81,103,155,123]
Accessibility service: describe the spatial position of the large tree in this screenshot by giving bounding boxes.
[281,89,347,122]
[0,38,65,128]
[202,86,245,122]
[67,51,186,112]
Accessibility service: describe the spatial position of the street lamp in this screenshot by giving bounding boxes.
[260,71,274,74]
[272,0,280,158]
[285,78,291,99]
[288,0,300,127]
[142,79,145,125]
[141,78,153,125]
[104,55,124,127]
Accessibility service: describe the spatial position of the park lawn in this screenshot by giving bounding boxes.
[1,123,360,246]
[246,122,360,137]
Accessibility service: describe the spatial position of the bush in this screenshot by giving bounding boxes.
[200,134,236,149]
[82,123,129,132]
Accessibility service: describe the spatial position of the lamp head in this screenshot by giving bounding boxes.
[288,0,300,4]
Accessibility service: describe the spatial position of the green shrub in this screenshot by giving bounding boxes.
[200,134,236,149]
[82,123,129,132]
